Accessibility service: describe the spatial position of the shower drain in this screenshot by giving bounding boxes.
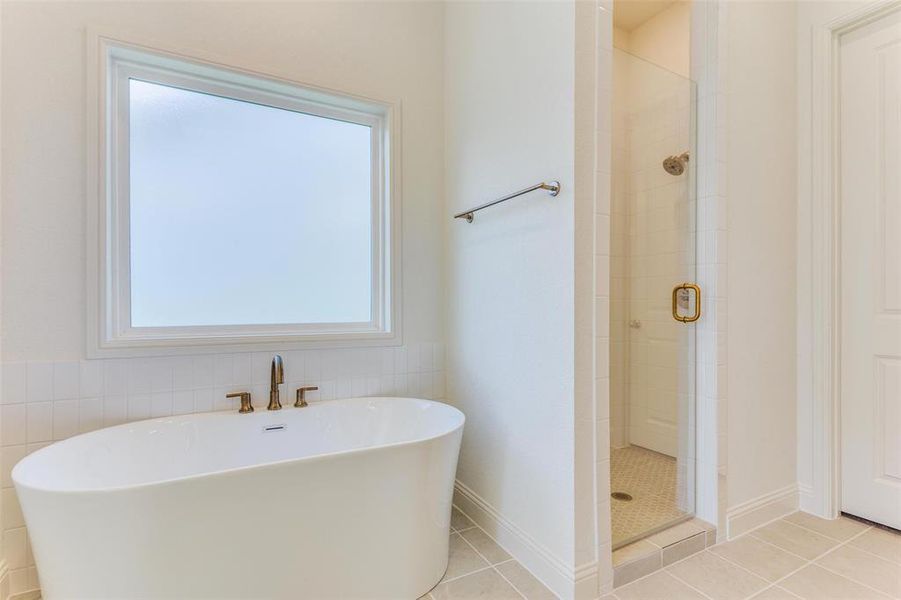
[611,492,633,502]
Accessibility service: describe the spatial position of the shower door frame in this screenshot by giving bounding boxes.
[608,47,700,550]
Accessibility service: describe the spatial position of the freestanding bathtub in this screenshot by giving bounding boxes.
[13,396,464,599]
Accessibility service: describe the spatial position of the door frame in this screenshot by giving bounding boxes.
[801,0,901,519]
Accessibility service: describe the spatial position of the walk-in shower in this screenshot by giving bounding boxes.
[609,47,697,549]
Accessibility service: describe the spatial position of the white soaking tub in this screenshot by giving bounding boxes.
[13,397,464,600]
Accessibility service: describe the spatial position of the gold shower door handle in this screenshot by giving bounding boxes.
[672,283,701,323]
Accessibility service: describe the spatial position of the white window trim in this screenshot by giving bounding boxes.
[86,33,401,357]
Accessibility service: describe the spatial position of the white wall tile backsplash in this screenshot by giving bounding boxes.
[0,342,445,594]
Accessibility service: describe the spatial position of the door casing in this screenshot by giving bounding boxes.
[800,0,901,520]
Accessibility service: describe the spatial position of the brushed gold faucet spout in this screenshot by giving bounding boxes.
[268,355,284,410]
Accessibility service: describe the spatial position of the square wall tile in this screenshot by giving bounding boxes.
[26,362,53,403]
[2,363,26,405]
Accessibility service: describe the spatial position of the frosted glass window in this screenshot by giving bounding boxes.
[128,79,373,328]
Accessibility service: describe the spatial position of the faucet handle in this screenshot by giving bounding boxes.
[294,386,319,408]
[227,392,254,414]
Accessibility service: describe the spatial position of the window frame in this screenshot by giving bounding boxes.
[87,35,400,357]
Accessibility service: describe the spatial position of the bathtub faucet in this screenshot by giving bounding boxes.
[268,355,284,410]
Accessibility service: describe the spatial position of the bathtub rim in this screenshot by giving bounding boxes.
[12,396,465,495]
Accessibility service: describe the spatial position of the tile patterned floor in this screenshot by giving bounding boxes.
[605,512,901,600]
[418,508,557,600]
[23,510,901,600]
[435,509,900,599]
[613,518,716,587]
[611,446,689,546]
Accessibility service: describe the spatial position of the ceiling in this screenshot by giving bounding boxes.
[613,0,678,31]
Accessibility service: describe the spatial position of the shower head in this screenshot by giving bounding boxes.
[662,151,690,176]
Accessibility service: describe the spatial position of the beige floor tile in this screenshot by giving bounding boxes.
[849,527,901,565]
[751,519,839,560]
[783,512,869,542]
[432,568,522,600]
[616,571,708,600]
[614,551,662,588]
[459,527,512,565]
[646,520,707,548]
[613,540,658,567]
[661,533,706,566]
[444,533,490,581]
[666,550,769,600]
[816,544,901,597]
[452,508,475,531]
[496,561,557,600]
[709,534,806,582]
[780,564,892,599]
[749,586,802,600]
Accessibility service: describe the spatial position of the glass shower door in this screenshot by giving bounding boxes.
[609,48,697,548]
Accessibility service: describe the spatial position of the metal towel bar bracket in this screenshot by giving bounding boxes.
[454,180,560,223]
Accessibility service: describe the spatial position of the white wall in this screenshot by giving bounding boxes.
[725,0,798,514]
[617,1,691,78]
[444,1,584,596]
[2,1,445,362]
[1,2,446,595]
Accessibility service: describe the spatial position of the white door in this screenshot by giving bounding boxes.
[840,6,901,530]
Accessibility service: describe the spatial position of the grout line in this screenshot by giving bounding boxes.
[746,531,827,563]
[701,547,790,599]
[771,585,805,600]
[454,527,527,599]
[617,514,865,600]
[492,565,530,600]
[438,564,495,585]
[749,523,882,596]
[663,560,719,600]
[837,538,901,566]
[811,563,895,599]
[777,516,864,543]
[451,505,559,598]
[616,547,715,597]
[613,520,711,588]
[455,527,502,568]
[725,511,794,541]
[753,585,805,600]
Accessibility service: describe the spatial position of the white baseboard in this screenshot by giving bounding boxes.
[726,484,799,539]
[453,480,599,600]
[797,482,835,518]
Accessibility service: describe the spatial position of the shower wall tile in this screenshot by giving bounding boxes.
[52,362,79,401]
[25,363,53,404]
[2,363,26,405]
[619,68,694,460]
[0,342,446,587]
